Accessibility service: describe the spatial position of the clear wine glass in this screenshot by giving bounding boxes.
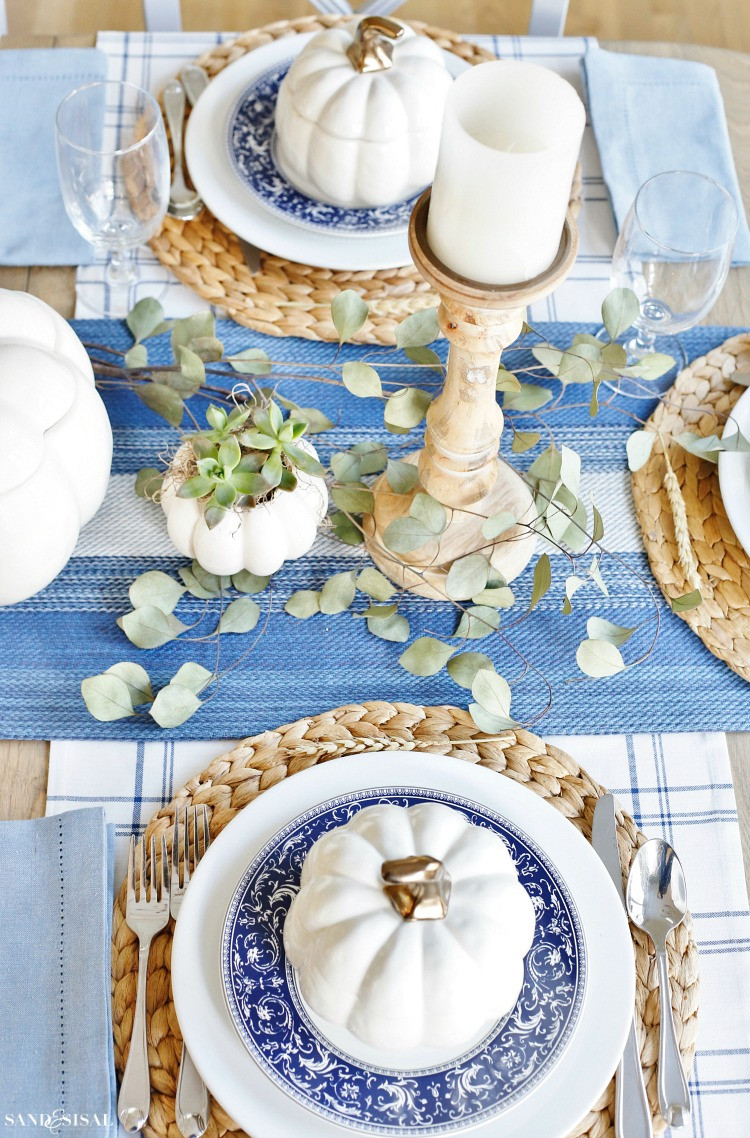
[608,170,738,372]
[55,80,171,317]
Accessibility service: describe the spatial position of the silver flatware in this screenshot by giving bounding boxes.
[171,806,211,1138]
[626,839,691,1128]
[118,834,170,1133]
[163,79,204,220]
[592,794,653,1138]
[181,64,209,108]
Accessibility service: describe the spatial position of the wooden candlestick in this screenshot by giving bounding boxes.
[364,189,578,600]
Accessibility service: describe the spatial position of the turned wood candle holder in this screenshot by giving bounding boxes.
[364,188,579,600]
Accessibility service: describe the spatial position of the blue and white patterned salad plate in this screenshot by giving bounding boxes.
[171,753,634,1138]
[184,36,468,271]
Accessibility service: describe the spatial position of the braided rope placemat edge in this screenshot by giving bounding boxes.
[111,700,699,1138]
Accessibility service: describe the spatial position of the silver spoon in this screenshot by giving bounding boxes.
[163,78,203,220]
[181,64,210,108]
[626,839,691,1128]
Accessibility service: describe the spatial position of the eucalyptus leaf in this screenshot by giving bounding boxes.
[626,429,656,472]
[469,703,516,733]
[454,606,501,639]
[149,684,202,728]
[134,467,163,499]
[589,556,609,596]
[675,431,722,462]
[81,673,136,722]
[332,289,368,343]
[330,512,364,545]
[471,669,513,722]
[331,483,375,514]
[496,368,522,393]
[293,406,334,433]
[218,597,260,634]
[621,353,674,381]
[386,459,419,494]
[601,342,628,369]
[129,570,185,615]
[367,612,410,642]
[232,570,270,594]
[342,360,382,398]
[137,382,184,427]
[512,430,540,452]
[720,426,750,453]
[117,606,187,649]
[405,345,443,371]
[561,574,586,615]
[529,553,551,610]
[178,345,206,384]
[531,345,563,375]
[351,441,388,473]
[169,661,214,694]
[127,297,165,343]
[527,446,562,485]
[105,662,153,706]
[503,383,553,412]
[357,568,395,602]
[398,636,454,676]
[586,617,635,645]
[170,312,215,358]
[331,451,363,483]
[576,638,625,677]
[189,335,224,362]
[384,387,432,432]
[602,287,639,340]
[382,516,433,553]
[124,343,148,369]
[447,651,495,689]
[228,347,272,375]
[482,512,516,540]
[559,446,581,497]
[394,307,439,349]
[446,553,490,600]
[409,492,446,535]
[470,586,514,608]
[189,562,224,596]
[357,603,399,620]
[670,589,703,612]
[592,502,605,542]
[179,566,218,600]
[557,343,602,384]
[284,590,321,618]
[319,570,357,615]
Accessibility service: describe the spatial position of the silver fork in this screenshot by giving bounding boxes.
[171,806,211,1138]
[118,834,170,1133]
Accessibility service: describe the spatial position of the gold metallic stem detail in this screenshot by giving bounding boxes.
[346,16,405,73]
[381,855,452,921]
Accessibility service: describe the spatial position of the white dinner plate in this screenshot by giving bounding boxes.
[184,36,468,270]
[172,752,634,1138]
[718,384,750,557]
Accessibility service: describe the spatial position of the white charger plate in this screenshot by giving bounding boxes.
[718,384,750,557]
[172,752,634,1138]
[184,35,467,270]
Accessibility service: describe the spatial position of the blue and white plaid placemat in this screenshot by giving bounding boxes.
[46,730,750,1138]
[75,32,613,321]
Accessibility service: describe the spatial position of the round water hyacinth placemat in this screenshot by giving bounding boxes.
[150,15,581,345]
[631,331,750,680]
[110,701,699,1138]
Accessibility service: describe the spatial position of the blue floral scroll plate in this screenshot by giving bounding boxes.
[225,61,418,237]
[221,785,587,1136]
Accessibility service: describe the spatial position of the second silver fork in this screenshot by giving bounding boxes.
[171,806,211,1138]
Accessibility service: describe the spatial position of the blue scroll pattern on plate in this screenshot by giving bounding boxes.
[225,61,417,236]
[222,786,586,1135]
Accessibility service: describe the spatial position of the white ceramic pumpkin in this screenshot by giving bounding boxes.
[274,17,453,208]
[0,289,112,606]
[160,438,328,576]
[284,801,536,1051]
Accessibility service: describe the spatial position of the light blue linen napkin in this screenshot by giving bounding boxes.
[582,46,750,264]
[0,808,116,1136]
[0,49,108,266]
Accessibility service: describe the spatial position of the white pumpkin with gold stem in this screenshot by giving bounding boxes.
[283,801,535,1051]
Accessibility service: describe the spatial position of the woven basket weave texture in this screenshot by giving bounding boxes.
[111,701,699,1138]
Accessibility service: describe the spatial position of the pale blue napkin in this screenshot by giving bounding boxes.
[0,49,108,266]
[0,808,116,1135]
[582,46,750,264]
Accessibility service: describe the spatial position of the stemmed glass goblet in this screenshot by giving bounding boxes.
[608,170,738,372]
[55,80,170,317]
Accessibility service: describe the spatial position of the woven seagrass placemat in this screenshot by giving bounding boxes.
[111,701,698,1138]
[631,332,750,680]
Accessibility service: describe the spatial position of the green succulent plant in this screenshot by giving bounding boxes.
[177,399,326,528]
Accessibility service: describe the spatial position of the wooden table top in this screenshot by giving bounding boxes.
[0,33,748,900]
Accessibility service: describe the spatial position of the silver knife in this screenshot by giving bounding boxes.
[592,794,653,1138]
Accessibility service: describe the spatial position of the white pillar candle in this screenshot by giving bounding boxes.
[427,60,585,285]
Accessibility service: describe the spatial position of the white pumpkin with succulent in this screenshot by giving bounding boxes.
[0,289,112,606]
[284,801,535,1051]
[160,400,328,577]
[273,16,453,208]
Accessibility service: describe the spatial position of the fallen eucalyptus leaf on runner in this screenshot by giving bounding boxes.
[399,637,455,677]
[149,683,202,728]
[576,638,626,678]
[81,673,136,721]
[447,652,496,689]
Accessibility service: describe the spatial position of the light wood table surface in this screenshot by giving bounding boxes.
[0,33,748,900]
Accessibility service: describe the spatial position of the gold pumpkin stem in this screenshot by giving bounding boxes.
[381,854,451,920]
[346,16,405,74]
